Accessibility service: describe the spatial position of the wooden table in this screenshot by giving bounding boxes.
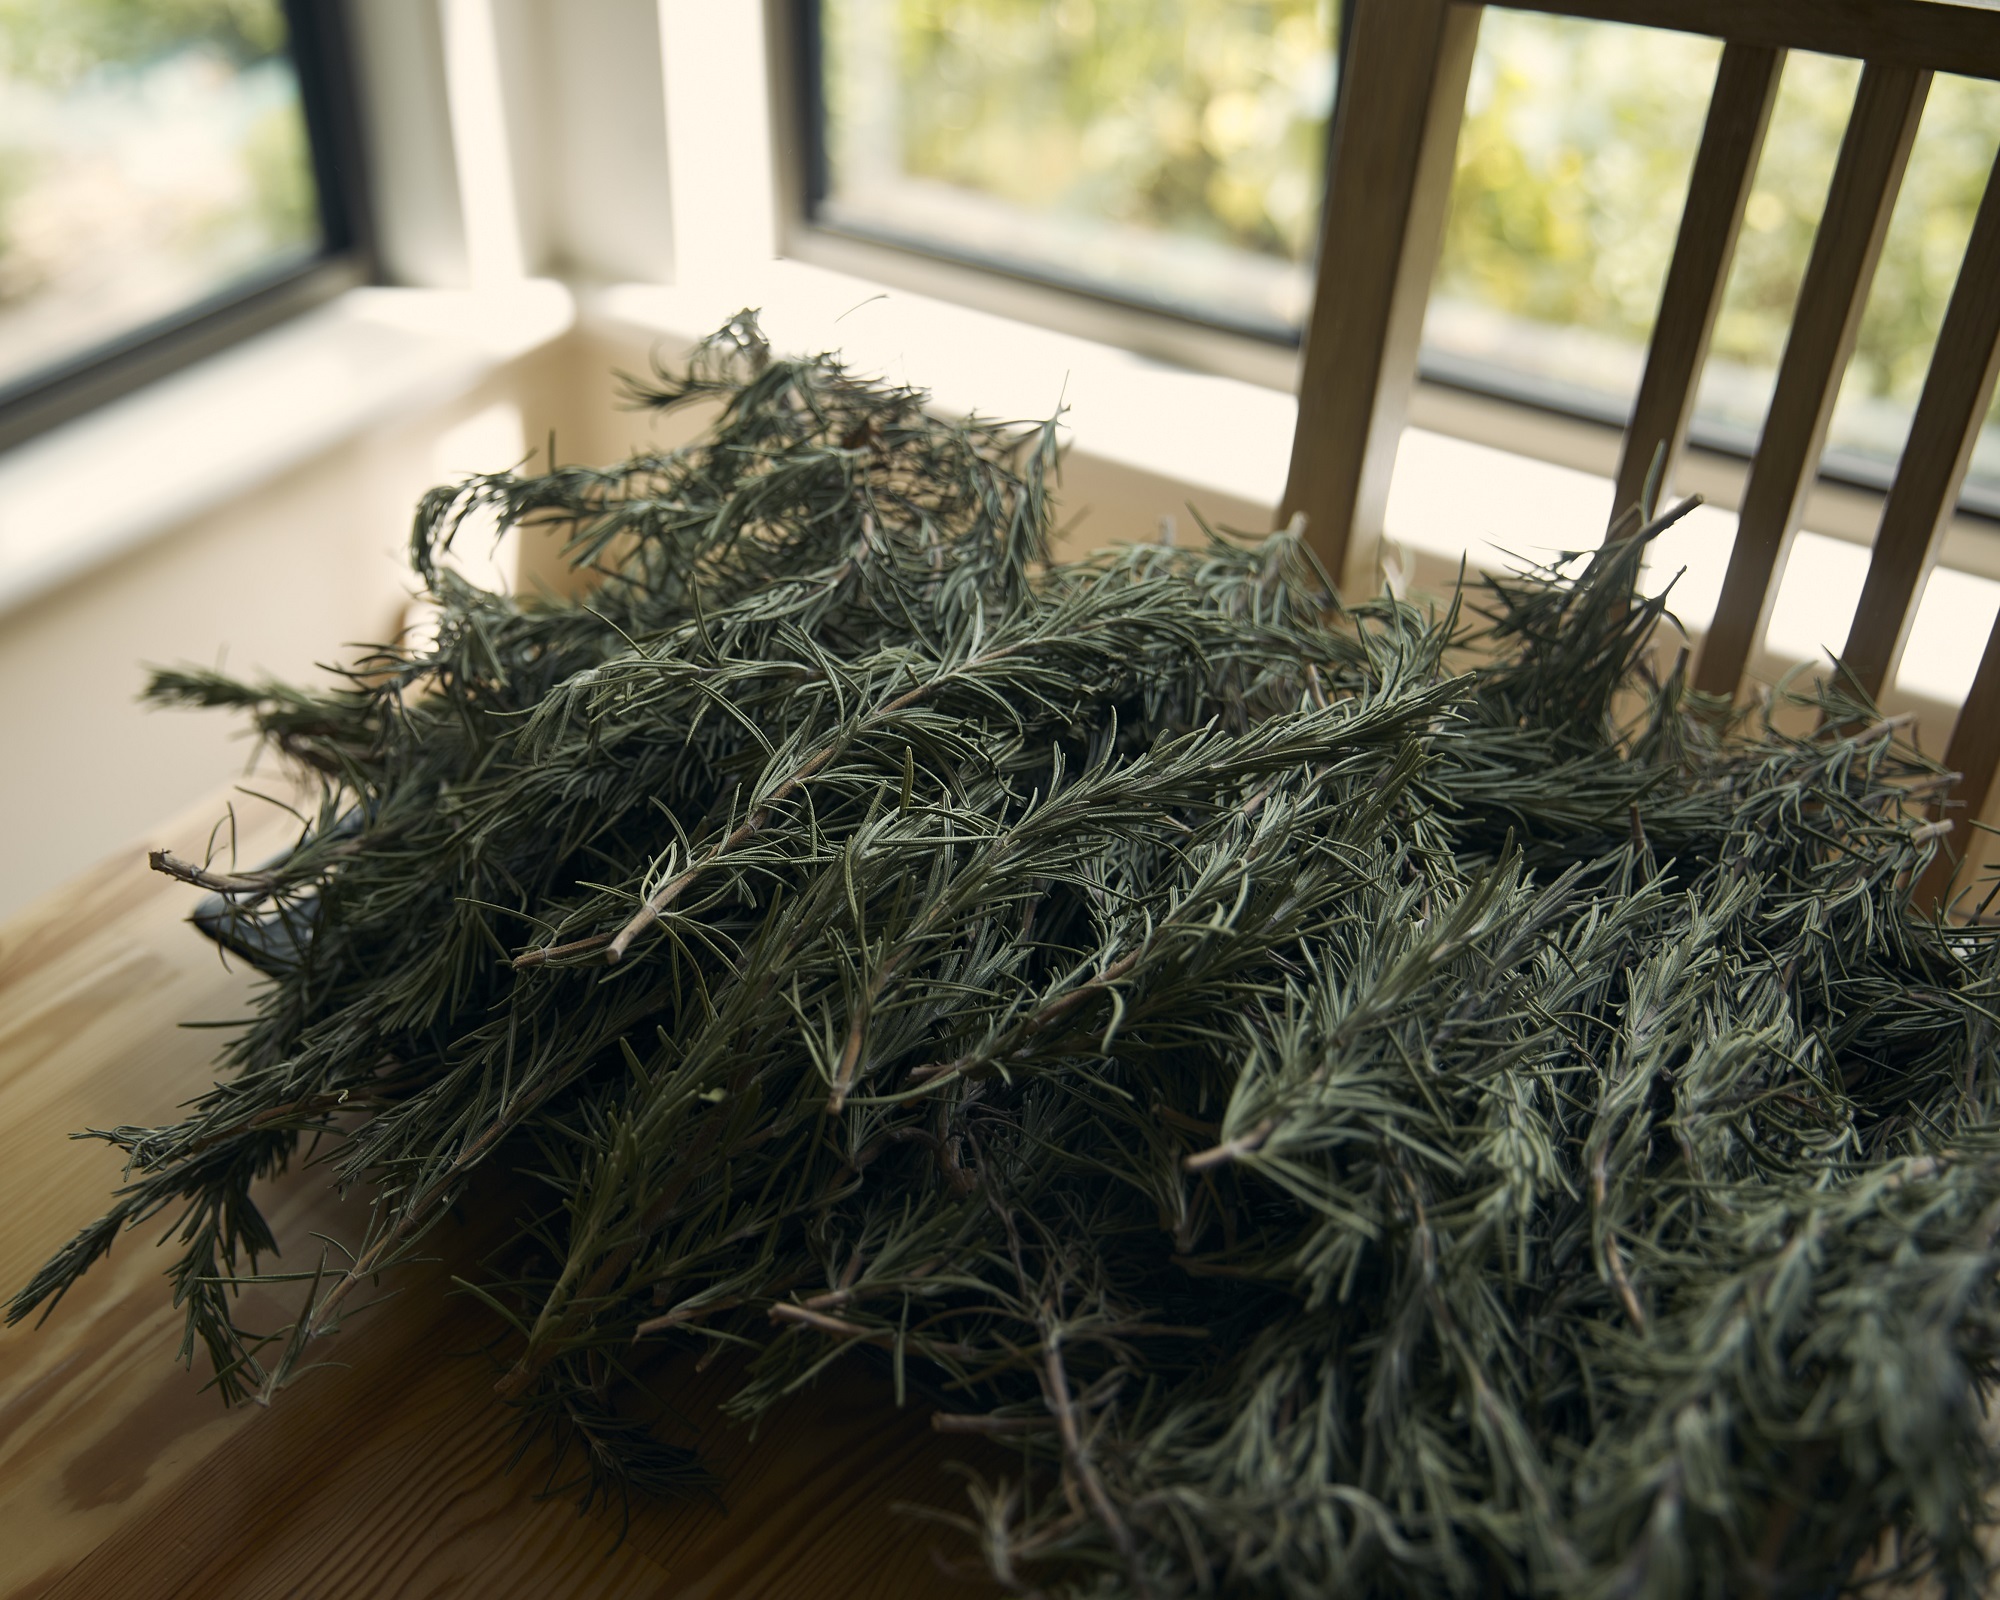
[0,797,998,1597]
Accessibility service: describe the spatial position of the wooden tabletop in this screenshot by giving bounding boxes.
[0,796,999,1598]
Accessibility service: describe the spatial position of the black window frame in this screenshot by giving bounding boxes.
[0,0,377,455]
[787,0,2000,524]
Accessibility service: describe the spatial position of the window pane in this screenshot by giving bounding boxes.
[815,0,1335,335]
[0,0,322,394]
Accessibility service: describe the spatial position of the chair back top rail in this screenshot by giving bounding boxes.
[1519,0,2000,80]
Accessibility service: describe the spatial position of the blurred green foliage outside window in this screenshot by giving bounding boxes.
[0,0,321,396]
[816,2,2000,495]
[821,0,1333,331]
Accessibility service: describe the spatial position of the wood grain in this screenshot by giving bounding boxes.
[1693,61,1929,699]
[0,793,1003,1598]
[1514,0,2000,81]
[1281,0,1481,593]
[1612,41,1783,526]
[1839,144,2000,701]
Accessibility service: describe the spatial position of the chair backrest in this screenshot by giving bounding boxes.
[1285,0,2000,894]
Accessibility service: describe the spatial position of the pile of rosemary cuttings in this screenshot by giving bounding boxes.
[18,317,2000,1598]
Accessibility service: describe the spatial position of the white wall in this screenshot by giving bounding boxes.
[0,436,410,917]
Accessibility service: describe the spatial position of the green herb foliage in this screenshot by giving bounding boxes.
[16,317,2000,1598]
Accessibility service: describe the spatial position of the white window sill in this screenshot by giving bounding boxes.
[594,260,1994,724]
[1386,431,1999,711]
[0,279,576,621]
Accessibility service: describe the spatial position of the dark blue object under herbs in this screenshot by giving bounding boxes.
[188,810,362,974]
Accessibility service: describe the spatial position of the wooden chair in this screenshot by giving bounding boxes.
[1283,0,2000,898]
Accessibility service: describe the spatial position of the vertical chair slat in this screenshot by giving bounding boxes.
[1282,0,1482,594]
[1918,614,2000,911]
[1838,145,2000,701]
[1612,42,1785,526]
[1691,61,1931,698]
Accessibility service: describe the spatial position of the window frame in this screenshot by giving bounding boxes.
[777,0,1314,363]
[778,0,2000,527]
[0,0,377,455]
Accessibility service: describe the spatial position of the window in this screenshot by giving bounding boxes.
[800,2,2000,513]
[0,0,369,450]
[805,0,1331,338]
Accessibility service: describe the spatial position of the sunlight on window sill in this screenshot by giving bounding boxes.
[599,260,1995,723]
[5,249,1985,734]
[1387,430,2000,711]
